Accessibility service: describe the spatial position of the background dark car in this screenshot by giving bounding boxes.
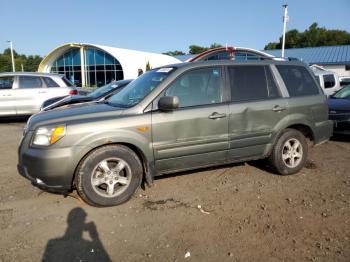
[41,79,133,111]
[328,85,350,135]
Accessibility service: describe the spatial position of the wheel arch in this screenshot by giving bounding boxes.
[72,142,154,189]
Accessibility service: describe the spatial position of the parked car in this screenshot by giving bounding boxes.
[328,85,350,135]
[0,72,77,116]
[310,65,341,96]
[18,60,333,207]
[339,76,350,87]
[41,79,133,111]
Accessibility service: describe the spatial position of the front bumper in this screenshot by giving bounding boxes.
[18,131,90,191]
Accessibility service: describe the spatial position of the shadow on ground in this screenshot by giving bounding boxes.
[42,207,111,262]
[331,134,350,143]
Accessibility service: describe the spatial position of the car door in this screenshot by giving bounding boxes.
[151,67,229,173]
[227,65,289,160]
[14,75,46,114]
[0,76,16,116]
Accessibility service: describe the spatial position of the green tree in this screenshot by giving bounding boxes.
[0,48,43,72]
[264,23,350,50]
[189,43,223,54]
[145,61,152,71]
[162,50,185,56]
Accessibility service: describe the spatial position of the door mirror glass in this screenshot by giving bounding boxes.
[158,96,179,111]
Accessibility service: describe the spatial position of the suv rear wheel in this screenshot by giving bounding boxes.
[76,145,142,207]
[269,128,308,175]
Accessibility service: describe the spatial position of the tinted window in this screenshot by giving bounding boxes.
[277,65,320,97]
[61,76,74,87]
[0,76,14,89]
[323,74,336,88]
[42,77,59,87]
[228,66,279,102]
[165,68,222,108]
[18,76,42,89]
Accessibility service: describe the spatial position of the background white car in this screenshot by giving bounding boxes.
[0,72,77,116]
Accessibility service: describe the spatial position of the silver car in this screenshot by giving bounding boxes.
[0,72,77,116]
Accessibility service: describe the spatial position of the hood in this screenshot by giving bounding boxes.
[44,95,92,110]
[328,98,350,111]
[27,102,124,131]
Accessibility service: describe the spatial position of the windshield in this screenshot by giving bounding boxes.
[89,81,122,99]
[333,85,350,99]
[107,68,175,107]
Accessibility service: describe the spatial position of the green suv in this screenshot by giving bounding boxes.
[18,60,333,207]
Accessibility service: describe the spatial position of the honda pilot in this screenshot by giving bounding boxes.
[18,60,333,207]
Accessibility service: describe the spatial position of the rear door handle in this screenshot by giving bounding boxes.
[38,91,47,93]
[209,112,227,119]
[272,105,286,112]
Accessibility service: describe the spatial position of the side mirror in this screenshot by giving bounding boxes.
[158,96,179,111]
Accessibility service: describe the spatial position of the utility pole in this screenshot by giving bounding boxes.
[281,4,289,58]
[6,40,15,72]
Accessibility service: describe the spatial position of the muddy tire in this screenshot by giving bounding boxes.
[75,145,142,207]
[268,128,308,175]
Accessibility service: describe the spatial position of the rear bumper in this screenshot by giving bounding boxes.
[314,120,333,144]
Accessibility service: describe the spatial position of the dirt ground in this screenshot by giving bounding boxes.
[0,119,349,262]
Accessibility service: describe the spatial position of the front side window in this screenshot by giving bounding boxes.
[277,65,320,97]
[228,65,280,102]
[164,67,222,108]
[18,76,43,89]
[108,68,175,107]
[0,76,14,89]
[323,74,336,89]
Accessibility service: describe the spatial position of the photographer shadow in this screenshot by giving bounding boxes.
[42,207,111,262]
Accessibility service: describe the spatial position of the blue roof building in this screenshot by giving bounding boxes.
[264,45,350,65]
[264,45,350,77]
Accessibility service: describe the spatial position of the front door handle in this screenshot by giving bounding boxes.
[272,105,286,112]
[209,112,227,119]
[38,91,47,94]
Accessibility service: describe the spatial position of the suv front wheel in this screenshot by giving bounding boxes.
[75,145,143,207]
[269,128,308,175]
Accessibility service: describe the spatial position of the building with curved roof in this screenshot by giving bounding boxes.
[38,43,181,87]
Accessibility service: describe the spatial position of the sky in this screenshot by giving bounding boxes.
[0,0,349,56]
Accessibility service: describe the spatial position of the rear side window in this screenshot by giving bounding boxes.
[0,76,14,89]
[228,65,280,102]
[323,74,336,89]
[61,76,74,87]
[18,76,43,89]
[277,65,320,97]
[42,77,59,87]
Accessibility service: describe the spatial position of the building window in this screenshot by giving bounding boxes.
[50,47,123,87]
[346,65,350,71]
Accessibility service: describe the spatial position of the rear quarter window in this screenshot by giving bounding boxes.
[276,65,320,97]
[61,76,74,87]
[42,77,59,87]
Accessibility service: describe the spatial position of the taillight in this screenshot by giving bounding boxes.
[69,89,78,95]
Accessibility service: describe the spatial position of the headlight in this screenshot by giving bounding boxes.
[32,125,66,146]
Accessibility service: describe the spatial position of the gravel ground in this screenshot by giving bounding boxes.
[0,119,349,262]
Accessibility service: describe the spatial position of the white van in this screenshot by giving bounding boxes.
[310,65,341,96]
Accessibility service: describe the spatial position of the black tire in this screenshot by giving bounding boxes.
[75,145,143,207]
[268,128,308,175]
